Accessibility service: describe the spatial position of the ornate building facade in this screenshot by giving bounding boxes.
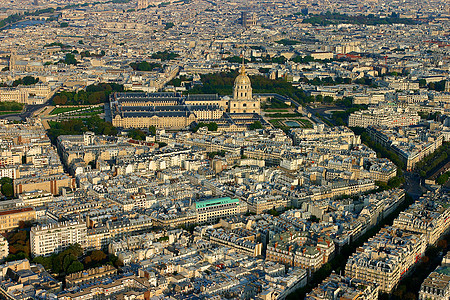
[228,63,260,114]
[111,63,262,129]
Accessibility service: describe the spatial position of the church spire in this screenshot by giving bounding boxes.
[240,55,246,75]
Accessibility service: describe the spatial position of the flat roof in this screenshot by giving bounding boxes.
[195,197,239,209]
[0,207,34,216]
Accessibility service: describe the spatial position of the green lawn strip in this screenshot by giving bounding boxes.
[52,106,103,116]
[263,109,289,112]
[265,112,303,118]
[50,107,86,115]
[0,111,18,115]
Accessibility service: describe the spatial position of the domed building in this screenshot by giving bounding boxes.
[228,62,260,114]
[110,60,264,131]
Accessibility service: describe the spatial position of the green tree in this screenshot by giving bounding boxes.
[1,183,13,198]
[129,61,161,71]
[52,94,67,105]
[63,53,78,65]
[63,254,77,272]
[323,96,334,103]
[192,122,218,132]
[91,250,107,262]
[206,122,218,131]
[66,261,84,274]
[33,256,52,269]
[437,172,450,185]
[12,76,39,87]
[150,50,179,61]
[418,79,427,88]
[249,121,263,130]
[127,128,146,140]
[268,208,279,216]
[108,254,123,268]
[0,177,12,185]
[164,22,174,30]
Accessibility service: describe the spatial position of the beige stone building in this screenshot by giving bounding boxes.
[110,63,261,129]
[228,63,260,114]
[66,265,117,288]
[345,227,426,293]
[14,173,76,196]
[0,207,36,232]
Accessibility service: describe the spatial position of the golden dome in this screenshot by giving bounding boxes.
[234,63,251,85]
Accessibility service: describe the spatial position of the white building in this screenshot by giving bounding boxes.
[0,167,16,180]
[193,197,242,223]
[348,107,420,128]
[0,236,8,260]
[30,221,87,256]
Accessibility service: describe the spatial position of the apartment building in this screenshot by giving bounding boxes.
[208,229,263,257]
[30,221,87,256]
[193,197,242,223]
[393,190,450,245]
[246,195,289,214]
[367,125,444,170]
[379,77,419,90]
[18,190,53,207]
[345,226,426,293]
[0,236,8,259]
[306,272,379,300]
[419,270,450,300]
[348,107,420,128]
[419,252,450,300]
[65,265,117,288]
[266,231,335,272]
[292,125,360,146]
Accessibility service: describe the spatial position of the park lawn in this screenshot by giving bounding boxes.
[294,118,313,128]
[269,119,282,126]
[265,112,303,118]
[0,111,17,115]
[50,107,85,115]
[263,109,289,112]
[70,110,103,117]
[70,107,104,116]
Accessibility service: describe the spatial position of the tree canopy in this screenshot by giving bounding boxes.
[150,50,179,61]
[12,76,40,87]
[130,61,162,71]
[47,116,117,143]
[52,83,124,105]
